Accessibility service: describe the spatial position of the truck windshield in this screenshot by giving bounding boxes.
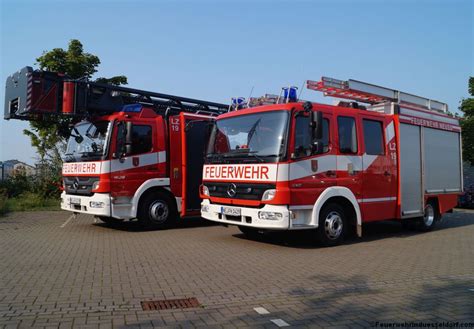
[64,121,111,162]
[206,111,288,163]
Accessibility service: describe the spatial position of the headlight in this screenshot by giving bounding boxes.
[92,181,100,191]
[261,189,276,201]
[202,185,210,196]
[90,201,105,208]
[258,211,282,220]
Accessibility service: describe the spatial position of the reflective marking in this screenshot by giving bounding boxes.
[289,205,313,210]
[270,319,290,327]
[357,197,397,203]
[385,121,395,144]
[254,307,270,315]
[60,214,74,228]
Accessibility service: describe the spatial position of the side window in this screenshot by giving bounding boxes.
[338,116,357,154]
[294,115,312,157]
[131,125,152,155]
[294,116,330,157]
[363,119,384,155]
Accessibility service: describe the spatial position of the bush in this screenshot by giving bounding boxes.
[0,188,8,215]
[0,171,32,198]
[6,192,59,212]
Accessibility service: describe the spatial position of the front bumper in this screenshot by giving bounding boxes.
[200,199,290,230]
[61,192,111,217]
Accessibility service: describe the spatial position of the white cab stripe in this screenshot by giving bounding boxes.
[102,151,166,174]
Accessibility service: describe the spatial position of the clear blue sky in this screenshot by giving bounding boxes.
[1,0,472,164]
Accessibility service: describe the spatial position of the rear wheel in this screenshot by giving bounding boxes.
[417,200,440,231]
[316,203,347,247]
[137,191,177,229]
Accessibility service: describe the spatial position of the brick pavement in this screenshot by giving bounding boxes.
[0,210,473,328]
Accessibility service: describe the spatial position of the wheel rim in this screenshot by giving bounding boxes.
[423,204,435,227]
[149,200,169,224]
[324,211,343,240]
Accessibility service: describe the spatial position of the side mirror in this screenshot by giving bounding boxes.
[114,121,133,158]
[311,111,323,140]
[125,121,133,155]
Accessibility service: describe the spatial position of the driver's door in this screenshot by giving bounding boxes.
[289,111,336,207]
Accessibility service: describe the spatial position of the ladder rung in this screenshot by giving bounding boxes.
[307,77,448,113]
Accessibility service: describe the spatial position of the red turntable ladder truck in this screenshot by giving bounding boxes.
[200,78,463,246]
[4,66,227,228]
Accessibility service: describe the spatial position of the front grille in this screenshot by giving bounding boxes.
[206,182,275,200]
[64,176,99,196]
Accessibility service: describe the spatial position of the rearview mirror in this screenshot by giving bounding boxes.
[311,111,323,140]
[114,121,133,159]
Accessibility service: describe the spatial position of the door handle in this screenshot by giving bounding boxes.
[384,171,391,176]
[326,170,336,177]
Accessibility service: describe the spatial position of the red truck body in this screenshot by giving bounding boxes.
[200,78,462,244]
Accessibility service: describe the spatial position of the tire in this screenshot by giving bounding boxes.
[97,216,122,225]
[417,200,440,231]
[316,203,347,247]
[137,191,177,229]
[238,226,260,238]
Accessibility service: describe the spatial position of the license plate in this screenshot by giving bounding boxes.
[221,206,241,216]
[69,197,81,205]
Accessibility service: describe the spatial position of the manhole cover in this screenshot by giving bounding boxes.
[141,297,201,311]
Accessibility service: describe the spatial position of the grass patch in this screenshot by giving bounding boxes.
[0,192,60,215]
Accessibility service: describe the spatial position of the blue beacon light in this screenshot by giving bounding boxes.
[283,86,298,103]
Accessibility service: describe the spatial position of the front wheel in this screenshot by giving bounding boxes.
[316,203,347,247]
[417,200,440,231]
[137,192,177,229]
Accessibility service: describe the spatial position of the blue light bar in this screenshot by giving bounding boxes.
[282,87,298,103]
[231,97,246,110]
[122,104,143,112]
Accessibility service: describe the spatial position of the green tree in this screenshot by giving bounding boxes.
[24,39,127,162]
[460,77,474,165]
[22,39,127,197]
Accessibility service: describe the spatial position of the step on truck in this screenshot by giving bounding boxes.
[4,67,227,228]
[200,78,463,245]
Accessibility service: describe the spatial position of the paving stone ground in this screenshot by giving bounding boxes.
[0,210,473,328]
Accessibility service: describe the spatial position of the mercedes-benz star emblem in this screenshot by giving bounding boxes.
[227,183,237,197]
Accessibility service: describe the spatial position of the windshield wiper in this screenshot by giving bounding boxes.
[246,119,261,146]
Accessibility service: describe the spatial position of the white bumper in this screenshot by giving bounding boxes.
[200,199,290,230]
[61,192,112,217]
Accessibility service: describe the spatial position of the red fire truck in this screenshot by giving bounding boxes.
[200,78,463,246]
[4,67,227,228]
